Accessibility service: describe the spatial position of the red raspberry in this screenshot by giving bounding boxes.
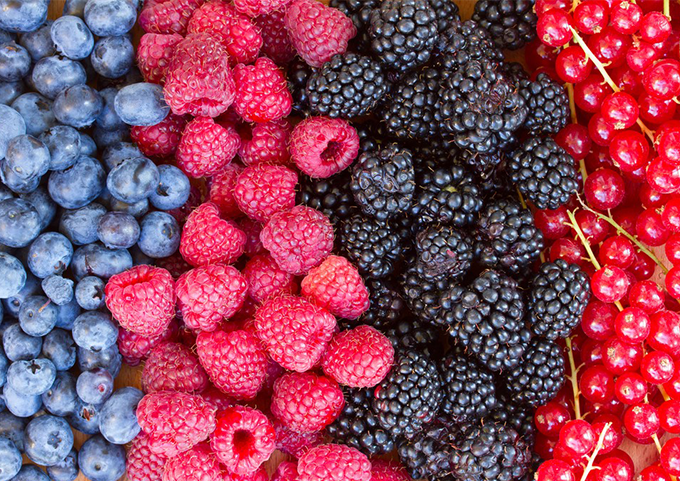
[154,252,192,280]
[139,0,205,35]
[176,264,248,331]
[270,372,345,433]
[131,114,187,159]
[234,164,298,223]
[196,329,268,400]
[239,217,266,257]
[201,385,234,412]
[142,342,209,394]
[254,294,336,372]
[274,420,324,458]
[289,117,360,178]
[273,461,299,481]
[254,10,296,64]
[210,163,244,219]
[211,405,276,474]
[234,57,293,123]
[164,33,235,118]
[260,206,334,275]
[284,0,356,68]
[370,460,410,481]
[126,432,167,481]
[117,319,179,366]
[239,119,292,166]
[136,391,217,457]
[177,117,241,178]
[263,357,285,392]
[297,444,371,481]
[229,467,269,481]
[243,254,297,303]
[137,33,183,84]
[163,443,227,481]
[234,0,292,17]
[179,203,246,267]
[105,265,175,338]
[188,1,263,64]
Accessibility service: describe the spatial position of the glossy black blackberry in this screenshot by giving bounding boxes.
[373,349,443,440]
[386,318,444,360]
[398,418,460,480]
[527,259,591,340]
[428,0,461,33]
[519,73,569,135]
[327,387,395,456]
[306,53,388,119]
[350,143,416,221]
[509,136,578,210]
[503,62,530,83]
[340,213,404,279]
[439,353,497,423]
[434,20,504,72]
[474,198,544,275]
[504,337,566,408]
[355,124,382,153]
[455,149,505,179]
[415,224,473,279]
[369,0,438,73]
[287,58,313,115]
[489,395,536,442]
[472,0,537,50]
[353,278,407,329]
[330,0,378,33]
[402,266,460,328]
[297,170,354,225]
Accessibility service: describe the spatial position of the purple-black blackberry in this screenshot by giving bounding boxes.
[472,0,537,50]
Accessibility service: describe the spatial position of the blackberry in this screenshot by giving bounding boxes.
[368,0,438,73]
[519,73,569,135]
[327,387,395,456]
[434,20,504,72]
[329,0,378,53]
[402,266,460,328]
[386,318,444,360]
[306,53,388,119]
[350,143,416,221]
[489,397,536,442]
[340,213,404,279]
[439,353,497,423]
[355,124,383,153]
[415,224,473,279]
[287,58,313,115]
[503,62,530,83]
[428,0,461,33]
[456,148,506,179]
[474,198,544,275]
[527,259,591,340]
[297,170,354,225]
[509,137,578,210]
[398,418,459,480]
[472,0,537,50]
[353,278,407,329]
[504,337,565,408]
[373,349,443,440]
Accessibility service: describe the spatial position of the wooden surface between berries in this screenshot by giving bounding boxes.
[44,1,665,480]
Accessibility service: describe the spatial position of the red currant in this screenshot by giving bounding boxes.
[588,28,632,68]
[602,337,643,375]
[536,0,570,15]
[584,168,626,210]
[656,124,680,164]
[591,413,624,454]
[558,419,596,457]
[636,208,670,246]
[666,267,680,300]
[662,197,680,232]
[649,310,680,355]
[609,1,643,34]
[629,251,657,281]
[623,403,660,439]
[612,206,640,235]
[639,93,677,125]
[536,460,576,481]
[526,38,559,70]
[582,300,618,340]
[641,350,676,384]
[627,41,661,72]
[573,210,610,244]
[628,280,664,313]
[639,184,667,209]
[583,396,626,418]
[535,432,559,460]
[589,113,617,146]
[582,338,605,365]
[591,265,630,303]
[646,157,680,194]
[555,124,592,161]
[610,65,643,97]
[614,371,647,404]
[550,237,586,265]
[601,92,639,130]
[644,60,680,100]
[609,130,650,172]
[574,0,609,34]
[660,437,680,476]
[615,307,651,343]
[580,364,616,403]
[596,455,634,481]
[638,465,672,481]
[639,11,672,44]
[535,206,570,240]
[599,236,634,269]
[575,74,613,113]
[537,9,574,47]
[664,369,680,400]
[535,402,572,437]
[658,400,680,433]
[557,46,593,83]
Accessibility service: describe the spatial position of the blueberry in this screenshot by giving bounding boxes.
[95,87,124,131]
[110,197,149,219]
[18,295,58,337]
[27,233,73,278]
[59,203,107,246]
[4,134,50,180]
[8,465,49,481]
[101,141,141,171]
[0,412,25,450]
[92,125,129,149]
[55,297,80,330]
[79,132,97,156]
[63,0,88,17]
[2,323,41,361]
[0,0,49,33]
[3,271,37,316]
[84,0,136,36]
[77,344,121,378]
[0,162,39,194]
[50,16,93,60]
[129,245,153,266]
[0,80,24,105]
[67,400,101,434]
[0,185,11,202]
[97,212,139,250]
[0,437,21,481]
[11,93,56,136]
[0,42,30,82]
[42,276,74,307]
[20,188,55,231]
[150,164,191,211]
[39,126,81,172]
[0,253,25,299]
[72,311,117,353]
[0,29,11,44]
[107,156,160,204]
[71,243,132,281]
[114,82,170,126]
[47,448,78,481]
[74,276,105,310]
[52,84,103,129]
[0,105,25,160]
[138,211,181,259]
[41,371,77,416]
[0,346,6,387]
[41,329,76,372]
[91,36,133,79]
[24,414,74,466]
[49,155,106,209]
[78,434,125,481]
[32,56,87,100]
[98,387,142,445]
[76,368,113,405]
[17,22,54,61]
[6,358,56,396]
[0,198,40,248]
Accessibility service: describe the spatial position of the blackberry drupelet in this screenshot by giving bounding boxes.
[527,259,591,340]
[350,143,416,221]
[306,53,388,119]
[472,0,537,50]
[329,0,378,53]
[386,318,444,360]
[369,0,438,73]
[503,62,530,83]
[327,387,395,456]
[398,418,459,481]
[297,170,354,225]
[434,20,504,72]
[456,148,506,179]
[340,213,404,279]
[504,337,565,408]
[402,266,460,328]
[353,278,407,329]
[509,137,578,210]
[356,124,383,153]
[439,353,497,423]
[519,73,570,135]
[287,58,313,115]
[428,0,461,33]
[489,401,536,446]
[415,224,473,279]
[372,349,443,440]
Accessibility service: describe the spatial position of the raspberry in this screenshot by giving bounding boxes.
[260,205,334,275]
[274,420,324,458]
[289,117,360,178]
[196,329,268,400]
[369,460,410,481]
[154,253,192,280]
[271,372,345,433]
[105,265,175,338]
[163,443,226,481]
[254,10,296,64]
[117,319,179,366]
[322,325,394,388]
[273,461,299,481]
[254,294,337,372]
[234,164,298,223]
[126,432,167,481]
[201,385,234,412]
[176,264,248,331]
[137,33,183,84]
[139,0,206,35]
[210,163,244,219]
[211,405,276,474]
[142,342,209,394]
[131,114,187,159]
[297,444,371,481]
[301,255,369,319]
[177,117,241,178]
[239,119,292,166]
[234,57,293,123]
[136,391,217,457]
[235,0,292,17]
[239,217,266,257]
[179,203,246,267]
[229,467,269,481]
[164,33,235,118]
[284,0,357,68]
[188,1,263,64]
[243,254,298,303]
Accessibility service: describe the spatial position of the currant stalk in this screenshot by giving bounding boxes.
[579,423,612,481]
[565,336,583,420]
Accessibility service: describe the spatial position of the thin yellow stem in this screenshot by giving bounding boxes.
[580,423,612,481]
[579,158,588,182]
[660,384,672,402]
[665,0,671,18]
[516,186,527,209]
[652,433,663,454]
[566,337,583,420]
[567,83,578,124]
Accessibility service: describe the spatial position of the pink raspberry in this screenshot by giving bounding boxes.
[117,319,179,366]
[201,385,234,412]
[196,329,268,400]
[284,0,356,68]
[164,33,235,118]
[229,467,269,481]
[234,0,292,17]
[260,206,334,275]
[179,203,246,267]
[139,0,206,35]
[370,460,410,481]
[239,217,266,257]
[211,405,276,474]
[142,342,209,394]
[137,33,183,84]
[126,432,167,481]
[210,163,244,219]
[163,443,227,481]
[188,1,263,64]
[274,420,324,458]
[243,254,297,303]
[136,391,217,458]
[176,264,248,331]
[273,461,299,481]
[154,252,192,280]
[234,164,298,223]
[322,325,394,388]
[234,57,293,123]
[131,114,187,159]
[254,294,336,372]
[254,10,296,64]
[105,265,175,338]
[271,372,345,433]
[297,444,371,481]
[289,117,360,178]
[177,117,241,178]
[263,357,285,392]
[239,119,292,166]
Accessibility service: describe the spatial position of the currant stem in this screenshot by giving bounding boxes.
[516,186,527,209]
[652,433,663,454]
[579,423,612,481]
[566,336,583,420]
[660,384,672,402]
[665,0,671,18]
[567,83,578,125]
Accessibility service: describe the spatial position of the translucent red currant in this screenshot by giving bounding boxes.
[658,400,680,434]
[536,460,576,481]
[596,455,634,481]
[641,350,675,384]
[535,402,572,437]
[609,130,650,172]
[643,60,680,100]
[660,437,680,476]
[580,364,616,403]
[638,465,672,481]
[555,124,592,161]
[537,9,574,47]
[636,208,670,246]
[557,45,593,83]
[628,280,665,313]
[601,92,639,130]
[573,210,610,244]
[591,265,630,303]
[623,403,660,439]
[582,300,617,340]
[609,0,643,35]
[639,11,672,44]
[558,419,596,457]
[535,206,571,240]
[614,307,651,343]
[550,237,586,265]
[602,337,643,375]
[649,310,680,355]
[591,413,624,454]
